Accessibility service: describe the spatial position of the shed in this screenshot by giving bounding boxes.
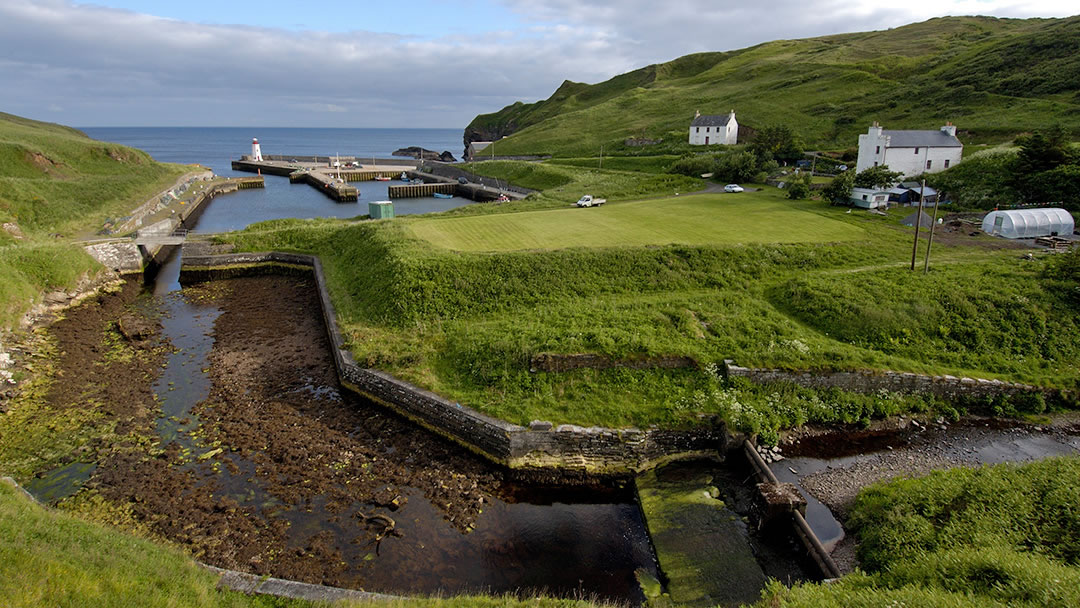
[981,208,1074,239]
[368,200,394,219]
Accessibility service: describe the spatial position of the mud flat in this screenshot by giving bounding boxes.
[19,265,659,602]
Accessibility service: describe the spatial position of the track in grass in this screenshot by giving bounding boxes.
[409,191,867,251]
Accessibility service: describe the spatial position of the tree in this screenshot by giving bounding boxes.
[854,165,903,189]
[750,125,804,164]
[716,151,759,183]
[1015,125,1075,176]
[822,170,855,205]
[1027,164,1080,210]
[787,181,811,199]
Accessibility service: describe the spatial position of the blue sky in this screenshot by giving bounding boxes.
[85,0,525,37]
[0,1,1076,128]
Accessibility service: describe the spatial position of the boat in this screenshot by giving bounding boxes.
[374,175,391,181]
[399,172,409,181]
[433,192,453,199]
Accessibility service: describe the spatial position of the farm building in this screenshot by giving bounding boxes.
[856,122,962,177]
[981,208,1074,239]
[688,110,738,146]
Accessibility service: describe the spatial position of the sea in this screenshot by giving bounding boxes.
[80,127,469,231]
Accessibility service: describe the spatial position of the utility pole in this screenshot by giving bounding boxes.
[923,182,941,273]
[910,180,926,271]
[599,145,603,169]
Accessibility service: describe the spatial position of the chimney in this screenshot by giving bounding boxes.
[695,110,700,118]
[941,122,957,137]
[869,121,883,137]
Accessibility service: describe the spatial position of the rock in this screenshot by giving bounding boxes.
[2,222,25,240]
[529,420,553,431]
[117,314,157,344]
[392,147,458,162]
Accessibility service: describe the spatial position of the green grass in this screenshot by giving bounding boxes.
[461,160,703,205]
[0,480,304,607]
[757,457,1080,608]
[221,198,1079,433]
[408,190,865,252]
[0,111,192,331]
[467,16,1080,157]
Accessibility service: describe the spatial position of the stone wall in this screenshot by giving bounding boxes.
[723,359,1048,400]
[180,250,729,474]
[531,352,696,373]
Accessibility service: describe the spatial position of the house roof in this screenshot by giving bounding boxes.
[883,130,962,148]
[899,182,939,196]
[691,114,734,127]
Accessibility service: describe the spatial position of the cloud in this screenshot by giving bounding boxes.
[0,0,1074,127]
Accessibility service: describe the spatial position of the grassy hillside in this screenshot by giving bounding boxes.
[758,457,1080,607]
[223,187,1079,433]
[0,112,190,329]
[467,16,1080,157]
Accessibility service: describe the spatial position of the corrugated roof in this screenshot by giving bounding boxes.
[884,130,961,148]
[691,114,734,127]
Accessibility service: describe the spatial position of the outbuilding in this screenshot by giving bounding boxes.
[981,208,1074,239]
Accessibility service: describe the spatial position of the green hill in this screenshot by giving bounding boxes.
[0,112,190,328]
[465,16,1080,157]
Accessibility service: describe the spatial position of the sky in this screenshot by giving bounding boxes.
[0,0,1076,128]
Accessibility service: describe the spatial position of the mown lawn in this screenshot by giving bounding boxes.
[408,189,865,251]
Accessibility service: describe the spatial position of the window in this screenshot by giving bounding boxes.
[695,127,699,133]
[874,161,879,167]
[926,160,932,170]
[944,159,950,169]
[875,146,880,154]
[914,147,920,154]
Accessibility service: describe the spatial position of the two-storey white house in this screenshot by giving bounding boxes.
[856,122,962,177]
[688,110,738,146]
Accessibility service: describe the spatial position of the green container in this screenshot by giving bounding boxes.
[368,200,394,219]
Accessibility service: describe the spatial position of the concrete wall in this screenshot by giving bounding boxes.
[180,250,729,474]
[723,360,1048,400]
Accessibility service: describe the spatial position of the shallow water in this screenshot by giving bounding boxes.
[132,250,662,602]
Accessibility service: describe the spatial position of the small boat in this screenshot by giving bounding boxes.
[399,172,409,181]
[496,194,510,202]
[374,175,391,181]
[433,192,453,199]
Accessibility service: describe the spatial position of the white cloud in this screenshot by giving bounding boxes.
[0,0,1074,127]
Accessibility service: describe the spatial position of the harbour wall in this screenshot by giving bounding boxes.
[178,250,730,475]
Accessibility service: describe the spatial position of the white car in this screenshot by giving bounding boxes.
[724,184,744,193]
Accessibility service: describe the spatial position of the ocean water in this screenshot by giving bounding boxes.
[81,127,465,176]
[81,127,471,230]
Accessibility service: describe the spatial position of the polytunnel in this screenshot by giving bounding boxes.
[981,208,1075,239]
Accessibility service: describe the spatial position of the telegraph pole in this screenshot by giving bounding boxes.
[923,181,941,273]
[910,180,926,271]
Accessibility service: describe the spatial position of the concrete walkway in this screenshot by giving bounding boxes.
[637,464,766,607]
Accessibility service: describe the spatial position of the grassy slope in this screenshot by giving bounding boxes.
[224,187,1077,431]
[0,112,189,329]
[757,457,1080,608]
[408,191,865,251]
[468,16,1080,157]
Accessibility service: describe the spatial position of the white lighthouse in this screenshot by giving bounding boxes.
[251,138,263,162]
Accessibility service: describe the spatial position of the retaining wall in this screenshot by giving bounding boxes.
[723,359,1048,400]
[179,250,729,474]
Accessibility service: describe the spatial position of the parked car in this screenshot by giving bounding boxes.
[724,184,744,193]
[457,176,468,184]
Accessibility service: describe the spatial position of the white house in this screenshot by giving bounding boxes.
[689,110,737,146]
[856,122,962,177]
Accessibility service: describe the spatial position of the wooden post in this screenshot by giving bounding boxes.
[923,186,941,273]
[910,180,926,271]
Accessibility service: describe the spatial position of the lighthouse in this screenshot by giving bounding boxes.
[251,138,263,162]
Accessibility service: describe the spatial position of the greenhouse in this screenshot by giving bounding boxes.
[981,208,1075,239]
